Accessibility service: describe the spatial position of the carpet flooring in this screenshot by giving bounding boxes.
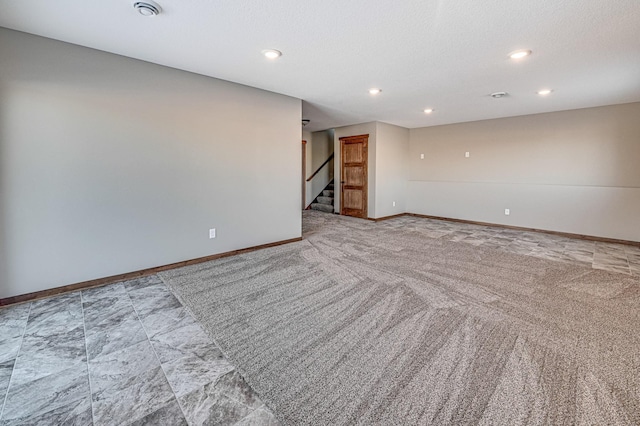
[160,212,640,425]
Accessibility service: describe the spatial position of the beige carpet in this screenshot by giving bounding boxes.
[160,212,640,425]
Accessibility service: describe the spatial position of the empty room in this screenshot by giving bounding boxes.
[1,0,639,425]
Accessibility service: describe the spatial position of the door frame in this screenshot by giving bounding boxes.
[301,140,307,210]
[339,134,368,218]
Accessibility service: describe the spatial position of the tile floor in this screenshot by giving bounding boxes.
[1,213,638,425]
[388,215,640,276]
[0,276,277,426]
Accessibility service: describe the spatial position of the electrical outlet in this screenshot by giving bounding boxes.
[209,228,216,239]
[420,153,425,159]
[392,201,396,207]
[465,151,470,158]
[504,209,510,216]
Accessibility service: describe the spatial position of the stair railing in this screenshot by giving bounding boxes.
[306,153,334,182]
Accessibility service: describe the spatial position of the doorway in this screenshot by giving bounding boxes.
[339,134,368,218]
[301,140,307,210]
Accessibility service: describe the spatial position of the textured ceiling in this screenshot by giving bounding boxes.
[1,0,639,132]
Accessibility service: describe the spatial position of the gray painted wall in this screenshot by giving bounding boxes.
[0,28,302,299]
[375,122,409,218]
[409,103,640,242]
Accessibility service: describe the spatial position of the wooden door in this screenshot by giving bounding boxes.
[340,134,368,218]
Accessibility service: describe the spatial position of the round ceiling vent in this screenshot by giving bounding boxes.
[133,1,161,16]
[490,91,508,98]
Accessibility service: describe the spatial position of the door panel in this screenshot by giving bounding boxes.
[345,166,364,186]
[340,134,368,218]
[343,189,363,210]
[344,143,364,163]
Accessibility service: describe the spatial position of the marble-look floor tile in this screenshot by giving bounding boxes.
[12,293,86,387]
[81,288,143,361]
[0,304,30,364]
[82,293,135,331]
[1,365,90,423]
[10,325,87,387]
[164,354,234,398]
[563,240,595,251]
[25,293,83,335]
[128,397,187,426]
[593,253,629,268]
[595,242,628,253]
[594,246,628,257]
[88,339,159,393]
[92,366,175,426]
[564,249,594,264]
[82,283,129,304]
[235,406,280,426]
[593,263,631,275]
[123,275,165,293]
[85,312,148,361]
[177,370,263,426]
[0,360,15,405]
[1,394,93,426]
[148,315,223,364]
[626,252,640,268]
[139,304,192,336]
[127,283,182,319]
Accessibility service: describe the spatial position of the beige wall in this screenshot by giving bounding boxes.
[409,103,640,241]
[0,28,302,299]
[375,122,409,218]
[333,122,377,216]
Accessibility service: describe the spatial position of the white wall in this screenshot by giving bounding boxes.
[0,28,302,299]
[409,103,640,242]
[333,123,377,216]
[374,122,409,218]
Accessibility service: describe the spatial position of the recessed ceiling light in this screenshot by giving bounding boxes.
[537,89,553,95]
[509,49,532,59]
[133,1,161,16]
[369,88,381,95]
[262,49,282,59]
[423,108,434,114]
[490,91,508,98]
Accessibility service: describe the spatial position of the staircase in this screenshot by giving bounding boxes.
[310,181,335,213]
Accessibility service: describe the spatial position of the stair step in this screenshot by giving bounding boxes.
[317,196,334,205]
[310,203,334,213]
[327,184,334,190]
[322,190,334,197]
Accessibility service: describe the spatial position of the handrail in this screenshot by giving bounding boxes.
[306,152,334,182]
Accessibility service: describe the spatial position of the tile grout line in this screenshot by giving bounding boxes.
[224,389,264,414]
[157,273,272,423]
[0,302,32,421]
[80,291,97,426]
[124,278,192,426]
